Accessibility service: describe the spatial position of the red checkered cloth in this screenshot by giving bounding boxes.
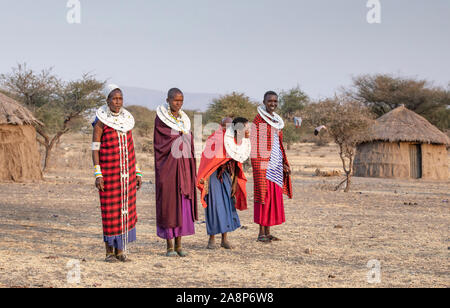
[250,114,293,205]
[99,125,138,236]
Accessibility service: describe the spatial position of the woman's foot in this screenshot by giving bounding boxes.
[221,233,232,249]
[175,247,188,257]
[207,237,217,249]
[105,254,118,263]
[174,237,187,257]
[266,234,281,241]
[257,235,271,243]
[166,248,178,257]
[116,253,131,262]
[221,239,233,249]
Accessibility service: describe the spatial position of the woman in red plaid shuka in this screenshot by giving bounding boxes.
[251,91,293,243]
[92,84,142,263]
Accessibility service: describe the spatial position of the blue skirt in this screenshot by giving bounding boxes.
[103,227,136,250]
[205,170,241,235]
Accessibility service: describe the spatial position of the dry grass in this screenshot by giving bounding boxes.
[0,136,449,288]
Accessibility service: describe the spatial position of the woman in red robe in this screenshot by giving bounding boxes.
[251,91,292,243]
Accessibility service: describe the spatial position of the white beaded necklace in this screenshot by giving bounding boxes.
[156,103,191,134]
[224,126,251,163]
[257,106,285,130]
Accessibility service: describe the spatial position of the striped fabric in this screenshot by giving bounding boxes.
[266,133,284,188]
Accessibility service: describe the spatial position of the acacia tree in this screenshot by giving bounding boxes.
[347,74,450,130]
[126,105,156,137]
[279,86,309,120]
[303,96,374,192]
[204,92,258,170]
[0,64,105,170]
[278,86,309,149]
[204,92,258,124]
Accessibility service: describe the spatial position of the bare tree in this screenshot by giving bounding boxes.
[303,96,374,192]
[1,64,105,171]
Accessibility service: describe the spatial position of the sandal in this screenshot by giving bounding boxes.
[175,248,188,257]
[266,235,281,241]
[166,249,178,257]
[207,241,218,250]
[116,253,131,262]
[105,254,118,263]
[221,241,233,249]
[257,235,271,243]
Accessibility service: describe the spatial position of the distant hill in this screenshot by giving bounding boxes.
[121,86,220,112]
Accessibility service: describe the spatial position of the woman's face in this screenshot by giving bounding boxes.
[107,90,123,114]
[167,93,184,115]
[264,94,278,115]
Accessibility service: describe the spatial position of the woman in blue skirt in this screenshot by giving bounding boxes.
[197,118,251,249]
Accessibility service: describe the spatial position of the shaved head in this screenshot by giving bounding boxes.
[221,117,233,128]
[167,88,183,100]
[264,90,278,102]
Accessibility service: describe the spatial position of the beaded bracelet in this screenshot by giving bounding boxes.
[136,164,143,178]
[94,165,103,178]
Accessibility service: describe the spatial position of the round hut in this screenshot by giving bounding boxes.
[0,92,43,182]
[354,105,449,180]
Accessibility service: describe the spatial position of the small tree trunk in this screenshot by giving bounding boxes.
[335,178,346,191]
[37,128,68,172]
[336,144,354,193]
[336,144,347,191]
[36,111,80,172]
[344,172,351,192]
[36,127,51,172]
[343,155,354,192]
[42,143,54,172]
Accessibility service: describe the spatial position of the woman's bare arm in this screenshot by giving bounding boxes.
[92,121,104,191]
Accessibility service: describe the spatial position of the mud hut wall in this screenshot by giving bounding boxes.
[0,124,43,181]
[354,141,410,178]
[421,144,448,180]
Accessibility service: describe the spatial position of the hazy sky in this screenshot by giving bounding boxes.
[0,0,449,101]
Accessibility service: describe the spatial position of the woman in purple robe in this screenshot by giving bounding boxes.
[154,88,198,257]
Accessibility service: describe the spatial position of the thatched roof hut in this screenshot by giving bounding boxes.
[354,105,449,180]
[0,92,43,181]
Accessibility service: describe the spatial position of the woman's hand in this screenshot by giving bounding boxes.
[95,177,105,192]
[137,176,143,191]
[283,163,291,175]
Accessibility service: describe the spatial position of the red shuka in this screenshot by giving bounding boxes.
[250,114,293,205]
[197,129,248,211]
[99,125,138,236]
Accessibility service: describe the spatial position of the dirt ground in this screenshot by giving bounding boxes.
[0,141,448,288]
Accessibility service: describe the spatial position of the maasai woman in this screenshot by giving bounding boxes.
[197,117,250,250]
[251,91,292,243]
[154,88,197,257]
[92,84,142,262]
